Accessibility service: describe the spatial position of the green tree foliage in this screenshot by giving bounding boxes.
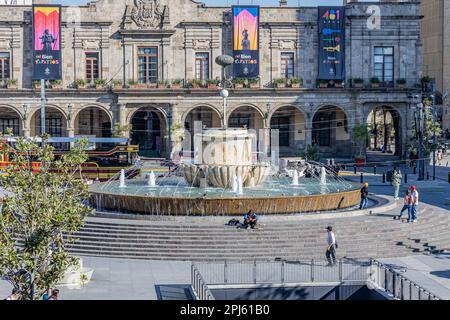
[410,99,442,157]
[352,124,369,157]
[0,135,91,300]
[302,144,321,162]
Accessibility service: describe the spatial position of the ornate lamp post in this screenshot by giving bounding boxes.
[215,55,234,129]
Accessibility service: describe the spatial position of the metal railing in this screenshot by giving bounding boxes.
[191,259,443,301]
[370,259,442,300]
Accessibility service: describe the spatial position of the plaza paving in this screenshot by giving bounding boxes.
[0,160,449,300]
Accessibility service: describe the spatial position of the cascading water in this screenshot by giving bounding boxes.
[147,171,156,187]
[237,176,244,195]
[232,175,238,193]
[119,169,126,188]
[292,170,299,186]
[321,167,327,185]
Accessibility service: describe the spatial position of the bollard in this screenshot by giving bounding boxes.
[354,166,357,175]
[382,173,386,184]
[426,172,430,180]
[413,166,417,175]
[404,173,408,184]
[374,165,377,175]
[360,173,364,184]
[448,172,450,183]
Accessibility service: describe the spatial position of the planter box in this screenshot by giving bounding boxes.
[249,83,259,89]
[397,84,406,89]
[157,84,167,89]
[335,84,344,88]
[207,84,217,89]
[234,84,244,89]
[370,83,380,88]
[191,84,201,89]
[52,85,63,90]
[354,83,364,88]
[113,84,123,90]
[171,84,182,89]
[95,85,105,90]
[319,83,328,88]
[275,83,286,88]
[34,84,41,90]
[291,83,301,89]
[147,83,157,88]
[355,157,366,168]
[7,85,18,90]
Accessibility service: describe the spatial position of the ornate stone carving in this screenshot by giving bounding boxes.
[192,39,211,50]
[82,40,100,50]
[131,0,164,29]
[0,39,11,49]
[279,40,297,50]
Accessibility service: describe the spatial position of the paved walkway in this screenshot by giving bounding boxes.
[0,257,192,300]
[381,254,450,300]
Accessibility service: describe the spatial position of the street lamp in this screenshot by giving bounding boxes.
[22,103,29,121]
[429,94,437,180]
[67,103,73,122]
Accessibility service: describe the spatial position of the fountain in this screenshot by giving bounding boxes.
[292,170,299,186]
[147,171,156,188]
[321,167,327,185]
[119,169,126,188]
[89,55,361,216]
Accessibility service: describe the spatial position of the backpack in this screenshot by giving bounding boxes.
[227,219,240,226]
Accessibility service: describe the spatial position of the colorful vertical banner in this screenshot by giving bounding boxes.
[232,6,260,78]
[318,7,345,80]
[32,4,62,80]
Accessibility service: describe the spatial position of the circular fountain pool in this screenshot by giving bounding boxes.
[90,175,361,216]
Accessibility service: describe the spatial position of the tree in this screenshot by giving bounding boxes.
[0,135,91,300]
[410,99,442,157]
[352,124,369,157]
[302,144,321,162]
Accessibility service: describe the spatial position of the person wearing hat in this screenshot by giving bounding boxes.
[410,186,419,223]
[325,226,337,266]
[360,183,369,210]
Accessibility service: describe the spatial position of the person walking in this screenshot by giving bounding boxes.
[325,226,337,266]
[395,190,412,222]
[392,167,402,200]
[48,289,60,300]
[360,183,369,210]
[411,186,419,223]
[4,288,19,300]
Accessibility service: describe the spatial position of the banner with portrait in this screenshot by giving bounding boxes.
[318,7,345,80]
[232,6,260,79]
[32,5,62,80]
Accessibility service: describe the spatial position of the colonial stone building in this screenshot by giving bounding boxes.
[0,0,422,160]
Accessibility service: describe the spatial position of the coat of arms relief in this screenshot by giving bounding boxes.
[131,0,165,29]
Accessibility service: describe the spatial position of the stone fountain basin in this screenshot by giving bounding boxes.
[90,183,361,216]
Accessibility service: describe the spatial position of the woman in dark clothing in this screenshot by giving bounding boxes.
[360,183,369,209]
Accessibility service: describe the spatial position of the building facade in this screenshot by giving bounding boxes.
[0,0,422,160]
[420,0,450,131]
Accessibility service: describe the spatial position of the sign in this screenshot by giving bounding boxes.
[32,4,62,80]
[0,1,32,5]
[232,6,260,79]
[318,7,345,80]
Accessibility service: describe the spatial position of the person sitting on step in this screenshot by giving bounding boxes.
[243,210,258,229]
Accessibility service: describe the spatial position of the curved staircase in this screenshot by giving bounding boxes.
[66,205,450,262]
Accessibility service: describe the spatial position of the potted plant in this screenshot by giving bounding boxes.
[353,78,364,88]
[396,78,406,88]
[171,79,183,89]
[370,77,380,88]
[248,77,260,89]
[207,79,218,89]
[157,80,167,89]
[112,80,123,90]
[7,79,18,90]
[189,79,202,89]
[95,79,106,90]
[51,80,63,90]
[234,78,245,89]
[274,78,287,89]
[353,124,369,167]
[33,80,41,90]
[127,80,138,89]
[334,81,344,88]
[421,76,432,84]
[318,80,329,88]
[147,81,157,88]
[112,123,132,140]
[75,79,87,89]
[290,77,302,88]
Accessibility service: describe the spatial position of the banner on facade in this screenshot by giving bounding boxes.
[232,6,260,79]
[318,6,345,80]
[32,4,62,80]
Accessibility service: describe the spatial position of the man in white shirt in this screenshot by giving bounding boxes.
[411,186,419,223]
[326,226,337,266]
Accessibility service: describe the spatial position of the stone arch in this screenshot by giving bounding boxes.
[227,104,265,123]
[365,105,403,157]
[312,105,351,156]
[74,105,113,138]
[129,105,168,158]
[30,105,68,137]
[0,104,23,136]
[127,105,169,127]
[181,104,222,125]
[269,105,308,157]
